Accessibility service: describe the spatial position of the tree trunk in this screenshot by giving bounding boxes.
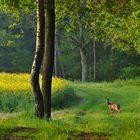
[42,0,55,120]
[93,22,96,81]
[79,17,88,82]
[93,39,96,81]
[80,48,88,82]
[31,0,45,119]
[55,33,65,78]
[58,48,65,78]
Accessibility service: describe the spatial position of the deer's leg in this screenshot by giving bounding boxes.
[115,107,120,113]
[109,108,113,114]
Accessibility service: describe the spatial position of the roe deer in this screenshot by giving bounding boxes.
[106,97,120,113]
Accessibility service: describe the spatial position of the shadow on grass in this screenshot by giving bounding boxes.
[0,127,37,140]
[76,132,111,140]
[52,94,83,110]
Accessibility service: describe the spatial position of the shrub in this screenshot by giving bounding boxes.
[0,92,33,112]
[52,86,78,109]
[119,66,140,80]
[0,88,77,112]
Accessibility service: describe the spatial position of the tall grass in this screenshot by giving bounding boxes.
[0,73,77,112]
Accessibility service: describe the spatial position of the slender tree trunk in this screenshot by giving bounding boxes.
[93,39,96,81]
[93,22,96,81]
[42,0,55,120]
[31,0,45,119]
[58,48,65,78]
[80,48,88,82]
[55,33,65,78]
[79,18,88,82]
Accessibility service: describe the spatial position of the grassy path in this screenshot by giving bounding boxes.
[0,81,140,139]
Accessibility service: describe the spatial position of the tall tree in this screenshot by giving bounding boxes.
[42,0,55,120]
[0,0,45,118]
[56,0,91,82]
[0,0,56,120]
[55,32,65,78]
[93,33,96,81]
[31,0,45,119]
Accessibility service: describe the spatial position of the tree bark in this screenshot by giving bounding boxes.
[79,17,88,82]
[42,0,55,120]
[31,0,45,119]
[93,22,96,81]
[93,39,96,81]
[80,48,88,82]
[58,48,65,78]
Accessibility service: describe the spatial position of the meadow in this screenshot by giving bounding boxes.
[0,73,140,140]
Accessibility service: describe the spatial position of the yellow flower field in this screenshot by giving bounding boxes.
[0,73,70,94]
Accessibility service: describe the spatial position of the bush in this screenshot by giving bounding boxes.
[52,86,78,109]
[0,92,34,112]
[0,87,77,112]
[120,66,140,80]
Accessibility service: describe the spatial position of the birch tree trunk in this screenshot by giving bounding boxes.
[80,48,88,82]
[93,39,96,81]
[42,0,55,120]
[31,0,45,119]
[79,19,88,82]
[93,22,96,81]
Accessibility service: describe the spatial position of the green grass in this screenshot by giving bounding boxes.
[0,86,77,112]
[0,80,140,139]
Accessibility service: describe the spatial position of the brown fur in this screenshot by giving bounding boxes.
[106,97,120,113]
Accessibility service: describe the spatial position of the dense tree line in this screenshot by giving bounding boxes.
[0,13,35,73]
[1,0,140,81]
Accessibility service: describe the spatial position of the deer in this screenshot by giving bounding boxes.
[106,97,120,113]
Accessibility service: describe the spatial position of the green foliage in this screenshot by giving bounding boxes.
[60,39,81,80]
[52,87,78,109]
[0,87,77,113]
[0,29,18,47]
[0,0,140,82]
[0,47,33,72]
[0,93,33,112]
[99,1,140,54]
[97,59,116,81]
[0,0,35,17]
[120,66,140,79]
[56,0,89,29]
[0,12,35,73]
